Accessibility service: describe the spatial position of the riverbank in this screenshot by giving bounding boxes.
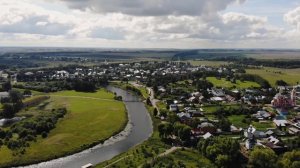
[96,84,170,168]
[0,89,128,168]
[16,86,152,168]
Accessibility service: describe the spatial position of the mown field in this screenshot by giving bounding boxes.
[246,67,300,86]
[0,89,127,167]
[228,115,275,130]
[245,51,300,60]
[188,60,229,67]
[207,77,260,89]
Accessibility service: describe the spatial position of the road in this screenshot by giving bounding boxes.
[130,81,160,113]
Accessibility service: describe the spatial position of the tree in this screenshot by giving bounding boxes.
[167,113,180,123]
[160,110,167,118]
[218,117,231,132]
[215,154,230,168]
[73,79,96,92]
[158,123,166,138]
[23,89,32,96]
[2,81,11,91]
[278,150,300,168]
[197,137,240,167]
[9,90,23,113]
[161,123,173,138]
[9,90,23,104]
[178,126,191,142]
[158,123,173,139]
[191,118,200,128]
[248,147,278,168]
[275,80,287,86]
[0,97,10,104]
[2,103,15,118]
[153,108,158,116]
[146,97,152,106]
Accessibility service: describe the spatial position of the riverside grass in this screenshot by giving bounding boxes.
[0,89,127,167]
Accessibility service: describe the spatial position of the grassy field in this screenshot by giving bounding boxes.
[0,89,127,167]
[252,121,275,131]
[228,115,275,130]
[150,149,215,168]
[246,67,300,86]
[228,115,248,128]
[207,77,260,89]
[202,104,241,114]
[189,60,229,67]
[245,51,300,60]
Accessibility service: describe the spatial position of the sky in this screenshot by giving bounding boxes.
[0,0,300,49]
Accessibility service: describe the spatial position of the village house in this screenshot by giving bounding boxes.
[261,136,287,154]
[177,112,191,121]
[187,109,204,117]
[169,104,178,112]
[288,122,300,135]
[203,132,213,139]
[192,122,217,135]
[0,92,9,99]
[252,110,272,120]
[273,116,289,128]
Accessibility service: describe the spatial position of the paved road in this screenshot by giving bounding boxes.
[130,82,160,113]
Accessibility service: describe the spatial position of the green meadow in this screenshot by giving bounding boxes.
[150,149,215,168]
[246,67,300,86]
[189,60,229,67]
[228,115,275,130]
[0,89,127,167]
[207,77,260,89]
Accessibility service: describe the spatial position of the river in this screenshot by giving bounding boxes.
[19,86,153,168]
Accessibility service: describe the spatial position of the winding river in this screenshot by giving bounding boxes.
[19,86,153,168]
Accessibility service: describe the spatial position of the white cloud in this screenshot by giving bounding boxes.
[284,6,300,32]
[60,0,244,16]
[0,0,299,48]
[0,0,74,36]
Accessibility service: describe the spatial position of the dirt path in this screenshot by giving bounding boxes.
[137,147,181,168]
[157,146,180,157]
[103,155,133,168]
[50,95,116,102]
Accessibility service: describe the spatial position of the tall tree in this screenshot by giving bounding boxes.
[248,147,278,168]
[278,150,300,168]
[197,137,240,167]
[9,90,23,112]
[2,104,14,118]
[2,81,11,91]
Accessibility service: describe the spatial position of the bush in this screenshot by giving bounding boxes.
[41,132,48,138]
[5,108,67,151]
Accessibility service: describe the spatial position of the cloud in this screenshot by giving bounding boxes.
[284,6,300,30]
[0,1,74,36]
[60,0,245,16]
[0,0,299,48]
[88,27,125,40]
[0,15,71,35]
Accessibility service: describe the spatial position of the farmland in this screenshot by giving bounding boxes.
[246,67,300,86]
[189,60,230,67]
